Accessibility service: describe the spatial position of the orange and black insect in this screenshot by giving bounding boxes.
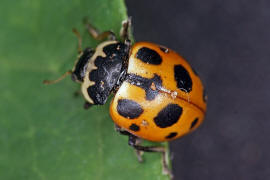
[44,18,207,179]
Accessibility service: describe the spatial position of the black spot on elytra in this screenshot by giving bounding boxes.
[190,118,199,129]
[87,42,129,105]
[126,73,163,101]
[117,99,143,119]
[136,47,162,65]
[159,46,169,53]
[174,65,192,93]
[129,124,140,132]
[154,104,183,128]
[165,132,178,139]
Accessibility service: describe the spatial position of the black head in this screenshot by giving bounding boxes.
[77,41,130,105]
[71,48,95,82]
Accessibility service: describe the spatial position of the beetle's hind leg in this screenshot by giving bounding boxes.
[128,134,174,180]
[133,138,144,163]
[115,125,173,179]
[83,17,116,41]
[115,126,143,162]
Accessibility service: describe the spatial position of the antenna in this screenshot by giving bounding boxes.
[43,70,72,85]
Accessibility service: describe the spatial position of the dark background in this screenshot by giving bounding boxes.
[126,1,269,180]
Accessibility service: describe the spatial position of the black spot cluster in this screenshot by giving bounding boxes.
[174,65,192,93]
[126,73,163,101]
[154,104,183,128]
[87,42,129,105]
[136,47,162,65]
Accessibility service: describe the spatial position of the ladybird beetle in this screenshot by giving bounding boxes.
[44,18,207,179]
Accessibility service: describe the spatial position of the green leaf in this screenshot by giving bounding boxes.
[0,0,170,179]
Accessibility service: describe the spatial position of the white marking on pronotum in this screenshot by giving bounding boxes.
[81,41,118,104]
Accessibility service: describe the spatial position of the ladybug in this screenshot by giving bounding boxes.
[44,18,207,179]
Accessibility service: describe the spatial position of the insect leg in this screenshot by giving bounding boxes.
[120,17,131,43]
[83,18,116,41]
[72,28,83,53]
[84,101,93,109]
[114,125,142,162]
[114,124,131,136]
[128,134,174,179]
